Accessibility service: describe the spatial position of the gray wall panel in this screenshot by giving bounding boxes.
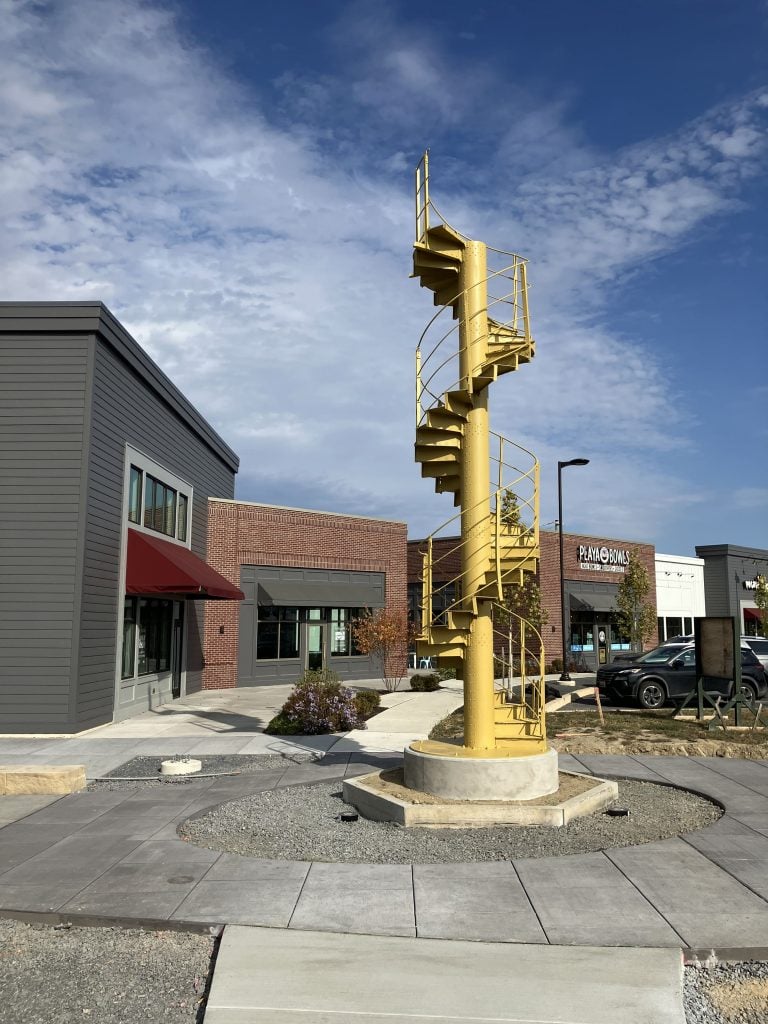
[700,554,728,616]
[1,304,238,732]
[77,339,235,723]
[0,334,88,731]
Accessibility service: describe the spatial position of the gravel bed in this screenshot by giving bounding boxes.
[88,752,318,790]
[685,959,768,1023]
[0,920,215,1024]
[179,777,722,863]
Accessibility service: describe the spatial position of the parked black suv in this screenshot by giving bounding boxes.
[597,644,768,709]
[595,640,691,698]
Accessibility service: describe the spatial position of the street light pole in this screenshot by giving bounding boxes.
[558,458,590,682]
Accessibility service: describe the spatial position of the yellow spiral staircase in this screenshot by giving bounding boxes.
[412,152,547,753]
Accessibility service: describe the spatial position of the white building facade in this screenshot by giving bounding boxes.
[654,553,706,642]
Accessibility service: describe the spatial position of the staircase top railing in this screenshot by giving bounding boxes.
[415,152,531,262]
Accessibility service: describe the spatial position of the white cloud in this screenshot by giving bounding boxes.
[731,488,768,511]
[0,0,765,550]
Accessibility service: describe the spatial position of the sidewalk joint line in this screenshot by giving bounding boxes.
[509,860,551,944]
[601,846,688,948]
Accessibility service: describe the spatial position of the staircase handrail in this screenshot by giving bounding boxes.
[416,262,533,424]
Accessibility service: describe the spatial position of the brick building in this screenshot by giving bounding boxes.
[539,530,656,670]
[408,529,657,672]
[204,501,407,687]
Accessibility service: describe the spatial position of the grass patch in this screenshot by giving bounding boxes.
[429,705,768,747]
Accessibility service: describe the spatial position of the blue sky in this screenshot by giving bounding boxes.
[1,0,766,554]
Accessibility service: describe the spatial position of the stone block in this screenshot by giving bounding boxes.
[0,765,86,795]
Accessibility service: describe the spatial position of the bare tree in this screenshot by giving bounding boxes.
[352,608,413,693]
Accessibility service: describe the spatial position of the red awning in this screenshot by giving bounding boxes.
[126,530,244,601]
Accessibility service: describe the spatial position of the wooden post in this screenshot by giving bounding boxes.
[594,686,605,727]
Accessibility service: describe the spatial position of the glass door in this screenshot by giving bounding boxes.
[304,609,325,671]
[596,622,609,665]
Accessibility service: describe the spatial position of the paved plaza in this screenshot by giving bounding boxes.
[2,683,768,1022]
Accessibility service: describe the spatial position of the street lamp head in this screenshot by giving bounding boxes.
[558,458,590,469]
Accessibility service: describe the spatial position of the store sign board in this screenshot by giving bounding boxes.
[744,579,759,591]
[578,544,630,573]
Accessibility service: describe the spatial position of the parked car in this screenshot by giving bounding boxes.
[597,643,768,709]
[744,636,768,672]
[666,633,768,671]
[595,639,693,695]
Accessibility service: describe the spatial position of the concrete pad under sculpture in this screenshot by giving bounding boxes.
[343,768,618,827]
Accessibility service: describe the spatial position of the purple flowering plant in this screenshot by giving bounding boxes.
[280,671,365,735]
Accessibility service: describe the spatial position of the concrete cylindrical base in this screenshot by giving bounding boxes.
[404,745,559,801]
[159,757,202,776]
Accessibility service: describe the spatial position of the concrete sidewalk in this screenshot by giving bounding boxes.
[205,928,685,1024]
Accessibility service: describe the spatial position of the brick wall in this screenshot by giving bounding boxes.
[204,501,408,689]
[408,536,462,582]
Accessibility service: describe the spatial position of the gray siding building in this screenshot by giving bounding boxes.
[0,302,241,734]
[695,543,768,636]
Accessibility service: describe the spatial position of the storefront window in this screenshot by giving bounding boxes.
[255,606,366,661]
[122,598,174,679]
[121,597,137,679]
[744,608,763,637]
[137,598,173,675]
[666,616,683,639]
[330,608,364,657]
[128,467,142,525]
[177,494,189,542]
[657,616,693,642]
[256,607,299,660]
[569,616,594,652]
[144,475,177,537]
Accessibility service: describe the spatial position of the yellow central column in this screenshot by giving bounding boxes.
[459,240,495,751]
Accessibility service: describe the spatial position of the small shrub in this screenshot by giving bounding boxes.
[434,667,456,681]
[410,673,440,692]
[264,711,303,735]
[353,688,381,719]
[265,676,364,735]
